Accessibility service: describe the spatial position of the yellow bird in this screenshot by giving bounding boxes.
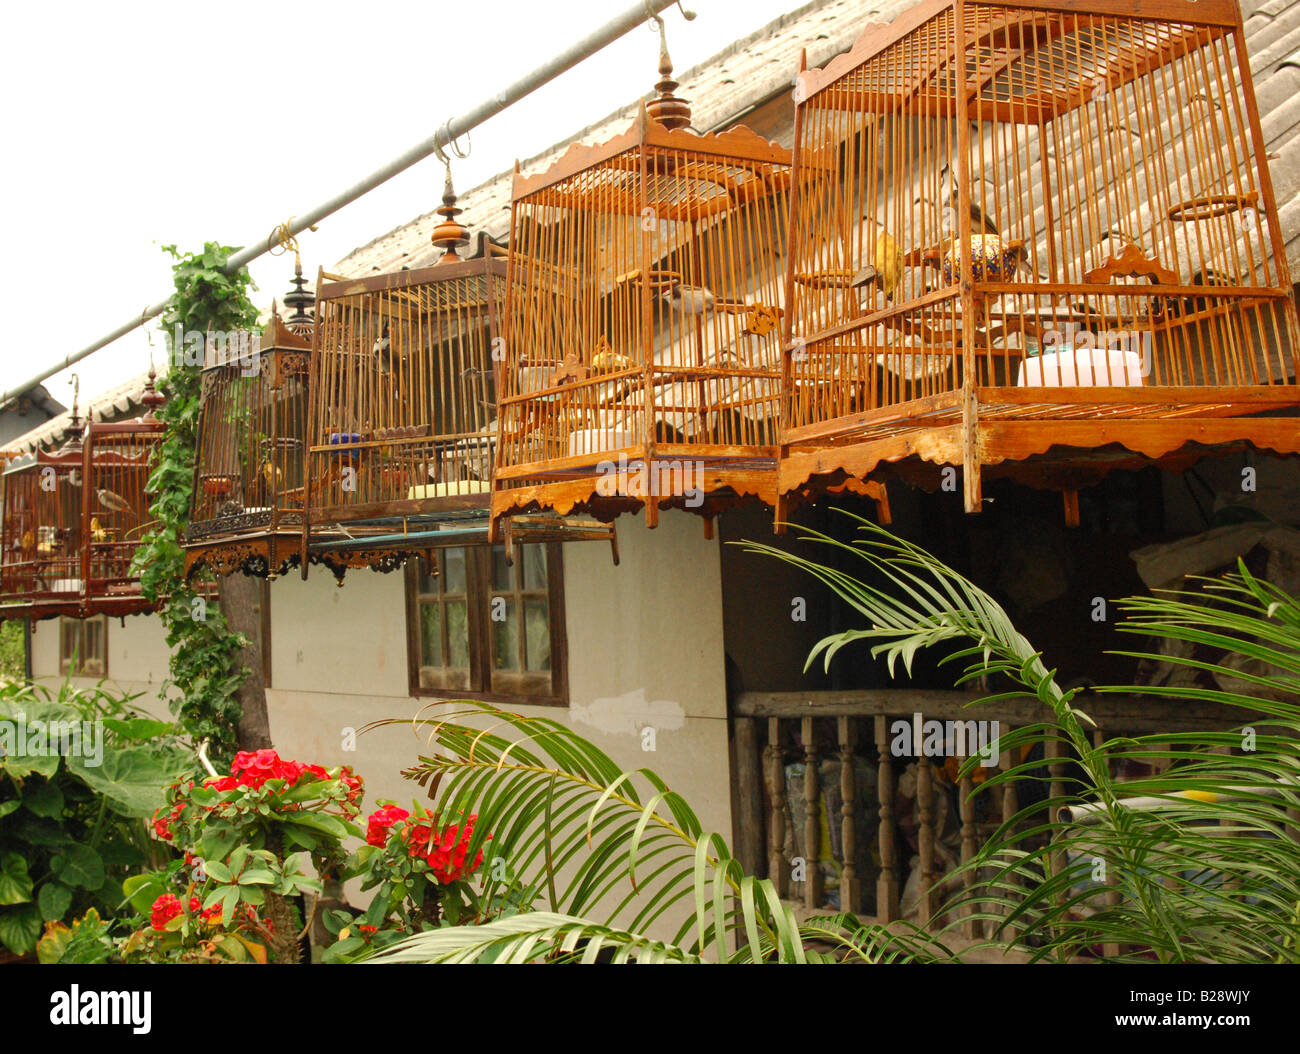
[90,517,109,544]
[19,529,34,553]
[850,231,904,302]
[261,461,282,489]
[591,347,629,374]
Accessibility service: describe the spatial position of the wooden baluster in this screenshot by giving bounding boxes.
[959,749,979,939]
[838,716,859,914]
[916,752,936,927]
[1046,728,1068,913]
[874,716,899,922]
[999,727,1020,942]
[765,718,788,897]
[732,716,764,881]
[1094,726,1121,959]
[802,716,823,909]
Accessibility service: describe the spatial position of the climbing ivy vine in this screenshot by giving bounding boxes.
[133,243,258,762]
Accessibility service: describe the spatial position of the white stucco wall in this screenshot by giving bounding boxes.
[263,510,732,840]
[28,610,172,719]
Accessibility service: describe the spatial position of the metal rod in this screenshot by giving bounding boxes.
[1,0,683,411]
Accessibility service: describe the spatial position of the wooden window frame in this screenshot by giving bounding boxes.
[405,543,568,707]
[58,615,108,678]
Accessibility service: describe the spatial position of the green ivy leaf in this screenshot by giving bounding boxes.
[37,881,73,922]
[0,853,33,905]
[49,845,105,890]
[0,905,41,955]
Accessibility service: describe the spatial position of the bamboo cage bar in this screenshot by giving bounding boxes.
[777,0,1300,522]
[490,49,794,535]
[0,384,165,620]
[183,275,313,579]
[303,181,514,580]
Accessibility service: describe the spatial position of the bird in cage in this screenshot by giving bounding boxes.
[590,338,629,375]
[850,231,904,302]
[935,163,1002,236]
[662,284,716,316]
[261,460,283,490]
[90,517,109,544]
[372,319,393,372]
[96,487,135,518]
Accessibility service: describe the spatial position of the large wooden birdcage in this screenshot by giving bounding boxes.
[779,0,1300,523]
[0,389,164,620]
[184,288,313,579]
[304,182,506,578]
[0,437,85,620]
[490,56,793,536]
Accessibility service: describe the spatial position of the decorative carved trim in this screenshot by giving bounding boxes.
[1083,242,1178,286]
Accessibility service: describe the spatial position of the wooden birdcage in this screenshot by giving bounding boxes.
[779,0,1300,524]
[303,182,505,577]
[0,386,164,620]
[490,51,793,536]
[184,287,312,579]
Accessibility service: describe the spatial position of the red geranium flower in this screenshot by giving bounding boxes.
[366,804,411,847]
[150,893,200,931]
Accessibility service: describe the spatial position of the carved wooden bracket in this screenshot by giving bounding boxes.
[1084,242,1178,286]
[551,349,589,386]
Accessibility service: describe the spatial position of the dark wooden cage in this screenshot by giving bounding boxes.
[0,396,164,620]
[184,300,312,579]
[303,186,507,577]
[778,0,1300,522]
[490,60,793,535]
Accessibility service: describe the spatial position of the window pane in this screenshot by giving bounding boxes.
[446,599,470,669]
[521,545,547,592]
[493,598,519,670]
[443,548,467,594]
[420,603,443,667]
[491,547,513,591]
[418,562,439,595]
[524,598,550,672]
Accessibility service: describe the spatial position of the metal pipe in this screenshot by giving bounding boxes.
[1,0,684,410]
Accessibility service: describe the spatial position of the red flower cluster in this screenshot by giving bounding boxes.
[406,815,489,883]
[150,893,200,931]
[365,804,410,847]
[152,799,186,842]
[363,806,491,883]
[205,749,329,792]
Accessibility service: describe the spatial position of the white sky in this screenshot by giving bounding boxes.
[0,0,799,413]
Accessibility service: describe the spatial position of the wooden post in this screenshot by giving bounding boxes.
[765,718,788,897]
[916,753,936,926]
[802,716,823,909]
[999,728,1020,941]
[838,716,860,914]
[959,752,979,938]
[874,715,899,922]
[732,717,765,880]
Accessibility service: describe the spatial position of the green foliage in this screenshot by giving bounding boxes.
[355,703,931,963]
[741,511,1300,964]
[0,621,25,682]
[131,242,259,761]
[0,678,187,957]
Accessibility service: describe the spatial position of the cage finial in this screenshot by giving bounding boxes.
[431,170,471,263]
[141,357,165,417]
[283,258,316,335]
[645,15,691,130]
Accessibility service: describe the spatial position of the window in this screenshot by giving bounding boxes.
[59,616,107,677]
[406,544,566,705]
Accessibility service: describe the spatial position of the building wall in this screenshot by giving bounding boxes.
[30,511,734,846]
[28,611,172,717]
